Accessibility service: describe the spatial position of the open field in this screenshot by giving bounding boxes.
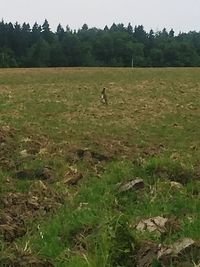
[1,67,200,266]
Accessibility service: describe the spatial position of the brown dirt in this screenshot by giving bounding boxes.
[20,134,50,156]
[15,167,55,181]
[68,225,93,253]
[64,146,112,165]
[157,166,194,185]
[139,143,165,158]
[0,126,18,170]
[84,135,138,160]
[136,241,158,267]
[0,181,63,242]
[0,248,54,267]
[63,168,83,186]
[85,138,166,164]
[136,239,200,267]
[0,126,55,173]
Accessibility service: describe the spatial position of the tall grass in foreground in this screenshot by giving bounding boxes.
[19,158,200,266]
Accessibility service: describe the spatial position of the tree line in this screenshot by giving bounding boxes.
[0,19,200,68]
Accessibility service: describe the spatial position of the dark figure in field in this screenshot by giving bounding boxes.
[101,88,108,105]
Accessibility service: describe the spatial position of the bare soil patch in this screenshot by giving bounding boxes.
[15,167,55,181]
[0,181,63,242]
[0,126,18,170]
[0,248,53,267]
[64,146,112,165]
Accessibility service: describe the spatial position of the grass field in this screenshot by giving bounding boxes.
[1,67,200,266]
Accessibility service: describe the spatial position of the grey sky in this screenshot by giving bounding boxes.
[1,0,199,33]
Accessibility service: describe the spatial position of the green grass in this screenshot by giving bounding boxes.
[1,67,200,266]
[14,159,199,266]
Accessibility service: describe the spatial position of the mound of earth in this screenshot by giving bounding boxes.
[0,181,63,242]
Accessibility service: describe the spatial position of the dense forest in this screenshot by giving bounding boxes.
[0,19,200,67]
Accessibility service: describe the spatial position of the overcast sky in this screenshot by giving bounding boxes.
[1,0,199,33]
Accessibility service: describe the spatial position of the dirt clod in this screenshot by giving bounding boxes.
[66,147,111,165]
[0,126,17,170]
[15,167,54,181]
[158,238,200,263]
[34,167,54,180]
[119,178,144,193]
[136,216,168,234]
[136,241,158,267]
[0,182,63,242]
[64,168,83,185]
[136,238,200,267]
[136,215,180,237]
[0,249,54,267]
[68,225,93,253]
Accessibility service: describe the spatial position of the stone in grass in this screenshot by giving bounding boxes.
[136,216,168,234]
[118,178,144,193]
